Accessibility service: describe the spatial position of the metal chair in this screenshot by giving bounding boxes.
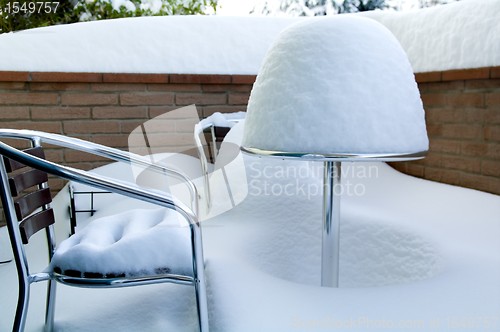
[0,129,208,332]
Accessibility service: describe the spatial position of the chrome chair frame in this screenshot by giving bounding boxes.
[0,129,208,332]
[194,118,243,212]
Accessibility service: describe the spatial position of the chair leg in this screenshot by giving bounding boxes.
[44,280,57,332]
[13,278,29,332]
[194,278,209,332]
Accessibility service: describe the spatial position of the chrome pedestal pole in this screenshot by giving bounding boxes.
[321,161,341,287]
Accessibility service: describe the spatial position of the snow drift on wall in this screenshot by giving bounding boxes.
[0,0,498,74]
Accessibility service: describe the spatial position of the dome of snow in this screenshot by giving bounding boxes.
[242,16,429,156]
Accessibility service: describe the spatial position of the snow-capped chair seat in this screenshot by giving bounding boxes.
[50,208,192,278]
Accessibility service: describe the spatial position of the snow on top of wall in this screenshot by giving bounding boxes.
[361,0,500,73]
[0,0,498,74]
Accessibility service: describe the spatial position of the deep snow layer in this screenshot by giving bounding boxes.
[243,16,428,154]
[0,0,499,74]
[1,121,499,332]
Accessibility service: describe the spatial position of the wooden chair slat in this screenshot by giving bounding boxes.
[14,187,52,221]
[19,208,55,244]
[214,126,231,143]
[3,147,45,172]
[8,169,49,196]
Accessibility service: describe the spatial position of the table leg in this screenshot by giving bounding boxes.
[321,160,341,287]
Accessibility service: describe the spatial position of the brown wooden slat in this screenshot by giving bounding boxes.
[8,169,48,196]
[19,208,55,244]
[14,187,52,221]
[214,127,231,143]
[3,147,45,173]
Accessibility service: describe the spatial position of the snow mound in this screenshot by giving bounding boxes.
[243,16,428,155]
[50,208,193,277]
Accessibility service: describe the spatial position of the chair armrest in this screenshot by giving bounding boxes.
[0,129,198,215]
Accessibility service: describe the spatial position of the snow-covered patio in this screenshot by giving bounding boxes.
[1,121,499,331]
[1,0,500,331]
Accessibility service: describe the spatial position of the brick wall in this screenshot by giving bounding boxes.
[390,67,500,194]
[0,68,499,224]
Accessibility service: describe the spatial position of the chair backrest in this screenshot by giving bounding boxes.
[1,146,55,244]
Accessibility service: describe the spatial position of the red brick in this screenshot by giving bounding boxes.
[64,121,120,134]
[425,123,443,137]
[2,121,62,133]
[92,83,147,92]
[418,81,464,92]
[103,73,168,84]
[481,160,500,177]
[420,152,441,167]
[31,107,91,120]
[430,139,461,154]
[484,126,500,142]
[426,108,464,123]
[120,92,174,106]
[30,83,90,91]
[0,92,59,105]
[31,72,102,83]
[92,106,148,119]
[0,71,30,82]
[47,178,67,192]
[228,92,251,105]
[460,173,500,195]
[460,142,488,157]
[441,124,482,140]
[487,143,500,159]
[486,92,500,106]
[441,155,480,173]
[424,167,462,186]
[464,108,486,123]
[441,68,490,81]
[414,72,441,83]
[44,149,64,163]
[149,106,191,118]
[120,120,175,134]
[231,75,257,84]
[421,93,447,107]
[202,106,246,117]
[148,84,201,92]
[175,93,226,106]
[169,74,231,84]
[490,66,500,79]
[64,150,109,163]
[61,93,117,106]
[406,164,424,178]
[447,93,484,108]
[485,108,500,124]
[0,82,27,90]
[465,79,500,91]
[88,134,129,148]
[0,106,30,120]
[201,84,252,92]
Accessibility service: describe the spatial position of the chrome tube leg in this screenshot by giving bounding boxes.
[194,277,209,332]
[44,280,57,332]
[13,280,29,332]
[191,224,209,332]
[321,161,341,287]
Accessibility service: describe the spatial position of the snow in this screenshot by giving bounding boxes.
[1,121,499,331]
[198,111,246,128]
[243,16,428,154]
[49,208,193,277]
[1,0,499,74]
